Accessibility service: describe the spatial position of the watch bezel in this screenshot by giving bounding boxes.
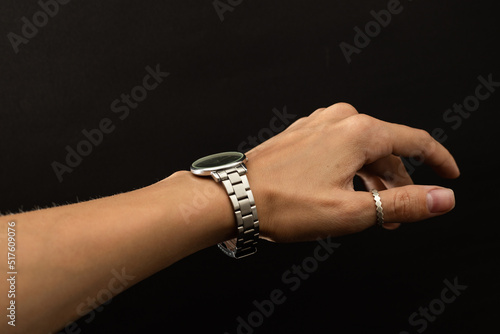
[190,151,247,176]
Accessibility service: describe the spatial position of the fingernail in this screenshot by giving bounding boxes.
[427,188,455,213]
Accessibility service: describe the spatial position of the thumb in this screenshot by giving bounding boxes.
[352,185,456,227]
[379,185,455,223]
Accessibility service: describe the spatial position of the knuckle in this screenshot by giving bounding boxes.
[422,131,438,153]
[345,114,377,136]
[295,116,308,124]
[286,116,308,131]
[414,129,436,158]
[317,103,359,122]
[391,189,414,222]
[331,102,359,114]
[417,128,433,143]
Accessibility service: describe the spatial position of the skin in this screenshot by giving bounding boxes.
[0,103,459,333]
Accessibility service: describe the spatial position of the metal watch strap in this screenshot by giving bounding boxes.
[212,163,259,259]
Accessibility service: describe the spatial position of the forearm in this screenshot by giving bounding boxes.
[0,171,234,333]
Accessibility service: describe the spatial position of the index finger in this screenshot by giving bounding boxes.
[356,116,460,179]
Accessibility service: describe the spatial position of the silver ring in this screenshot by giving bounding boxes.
[371,189,384,226]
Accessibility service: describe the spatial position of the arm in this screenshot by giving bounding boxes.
[0,103,459,333]
[0,171,235,333]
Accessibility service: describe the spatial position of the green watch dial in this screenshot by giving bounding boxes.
[191,151,245,170]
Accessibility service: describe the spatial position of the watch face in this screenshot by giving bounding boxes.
[191,152,245,175]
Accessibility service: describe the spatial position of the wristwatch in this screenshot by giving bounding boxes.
[190,152,259,259]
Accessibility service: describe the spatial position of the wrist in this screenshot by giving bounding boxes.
[150,171,237,253]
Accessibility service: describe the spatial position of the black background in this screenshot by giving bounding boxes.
[1,0,499,333]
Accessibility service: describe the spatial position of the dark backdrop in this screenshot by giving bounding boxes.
[1,0,498,333]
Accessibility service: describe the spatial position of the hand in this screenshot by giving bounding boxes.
[245,103,459,243]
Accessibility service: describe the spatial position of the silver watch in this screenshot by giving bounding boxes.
[190,152,259,259]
